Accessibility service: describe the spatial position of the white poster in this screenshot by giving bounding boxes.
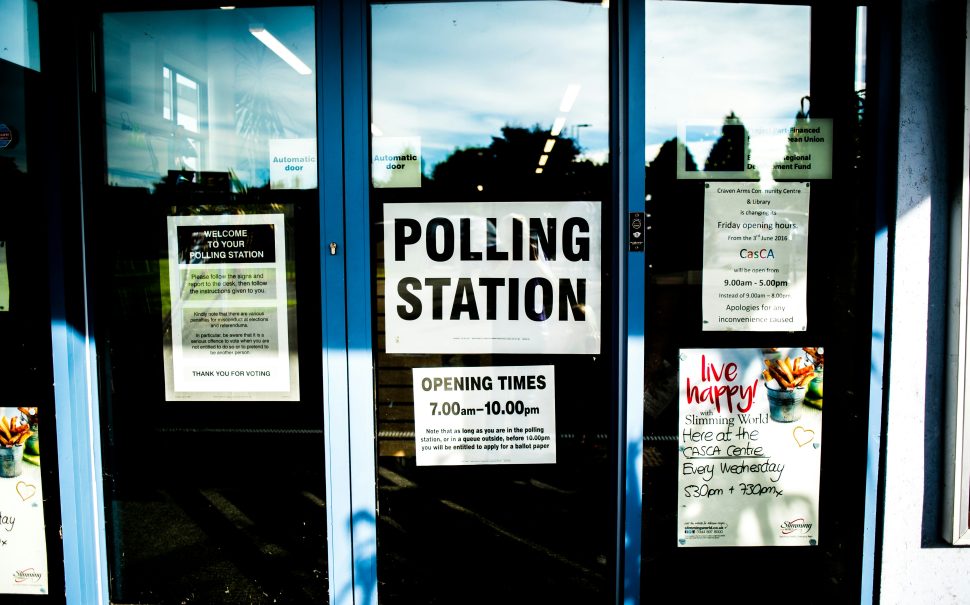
[164,214,298,400]
[0,241,8,312]
[383,201,601,354]
[677,348,823,547]
[702,182,810,331]
[0,407,48,594]
[678,118,833,181]
[269,138,317,190]
[412,366,556,466]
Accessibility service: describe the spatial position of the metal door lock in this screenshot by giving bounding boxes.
[329,242,338,255]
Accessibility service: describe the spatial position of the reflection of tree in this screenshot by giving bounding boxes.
[235,46,289,186]
[427,125,608,201]
[851,88,865,173]
[642,138,705,420]
[773,96,813,181]
[645,138,704,275]
[704,111,756,178]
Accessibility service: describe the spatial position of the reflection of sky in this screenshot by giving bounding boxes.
[99,2,830,183]
[371,1,610,173]
[371,1,813,174]
[646,2,811,162]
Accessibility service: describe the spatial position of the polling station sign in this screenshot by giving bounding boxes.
[383,201,601,354]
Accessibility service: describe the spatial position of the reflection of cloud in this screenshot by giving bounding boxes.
[372,2,609,171]
[645,2,811,146]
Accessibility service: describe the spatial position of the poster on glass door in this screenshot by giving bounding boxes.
[412,365,556,466]
[0,406,48,594]
[677,347,823,547]
[702,182,810,331]
[163,214,299,401]
[383,201,601,354]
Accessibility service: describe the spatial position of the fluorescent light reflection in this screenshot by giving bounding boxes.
[551,116,566,137]
[559,83,581,112]
[535,167,544,174]
[249,25,312,75]
[543,139,556,153]
[538,154,549,166]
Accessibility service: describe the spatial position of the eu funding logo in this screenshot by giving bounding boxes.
[780,518,813,535]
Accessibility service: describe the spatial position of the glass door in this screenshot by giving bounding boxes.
[639,2,874,602]
[368,2,616,602]
[98,6,330,603]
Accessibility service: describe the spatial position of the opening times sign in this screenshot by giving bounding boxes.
[383,201,601,355]
[702,182,810,331]
[165,214,297,400]
[677,348,822,547]
[412,366,556,466]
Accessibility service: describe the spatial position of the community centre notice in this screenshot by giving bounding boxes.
[702,183,810,331]
[164,214,298,401]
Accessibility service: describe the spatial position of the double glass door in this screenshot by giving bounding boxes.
[91,1,874,603]
[97,2,615,603]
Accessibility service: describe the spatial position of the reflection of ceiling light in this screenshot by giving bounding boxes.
[371,123,384,136]
[220,6,236,9]
[551,116,566,137]
[476,185,484,192]
[249,25,312,75]
[544,139,556,153]
[538,154,549,166]
[600,0,609,7]
[559,84,581,112]
[535,167,544,174]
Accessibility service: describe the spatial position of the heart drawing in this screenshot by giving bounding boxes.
[793,426,816,447]
[16,481,36,501]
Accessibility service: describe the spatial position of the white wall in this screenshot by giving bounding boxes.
[880,0,970,601]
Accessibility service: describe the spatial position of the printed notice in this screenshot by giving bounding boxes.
[0,407,48,594]
[678,348,823,547]
[678,118,833,181]
[412,366,556,466]
[269,138,317,190]
[164,214,298,400]
[372,136,421,188]
[702,182,809,331]
[384,201,601,355]
[0,242,8,312]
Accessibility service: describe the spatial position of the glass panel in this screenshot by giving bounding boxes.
[0,0,41,71]
[642,2,871,601]
[99,7,326,604]
[104,7,317,191]
[0,20,61,600]
[370,2,613,602]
